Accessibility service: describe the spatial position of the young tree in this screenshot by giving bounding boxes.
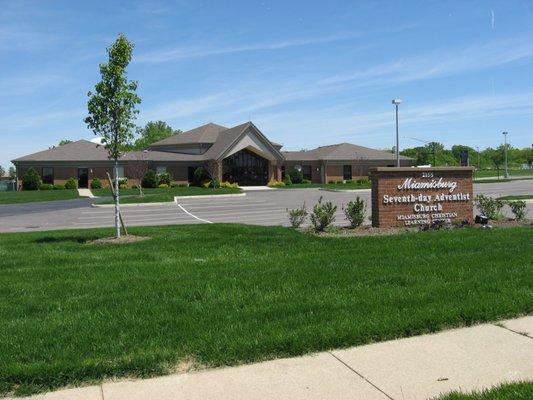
[133,121,181,150]
[8,166,16,178]
[85,34,141,238]
[0,166,5,177]
[58,139,73,146]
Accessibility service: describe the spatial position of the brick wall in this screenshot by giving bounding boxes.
[369,167,474,228]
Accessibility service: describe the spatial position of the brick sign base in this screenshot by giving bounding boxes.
[369,167,474,228]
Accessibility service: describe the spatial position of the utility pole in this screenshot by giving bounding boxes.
[502,131,509,178]
[392,99,402,167]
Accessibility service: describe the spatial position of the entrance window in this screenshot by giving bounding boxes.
[343,165,352,180]
[222,149,268,186]
[302,165,312,181]
[42,167,54,184]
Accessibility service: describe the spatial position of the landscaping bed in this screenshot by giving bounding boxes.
[0,189,79,204]
[0,224,531,396]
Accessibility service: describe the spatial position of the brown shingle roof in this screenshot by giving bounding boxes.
[12,140,111,162]
[283,143,412,161]
[150,122,228,146]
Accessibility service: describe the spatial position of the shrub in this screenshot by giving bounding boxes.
[267,179,285,188]
[343,196,366,228]
[53,184,66,190]
[287,203,308,228]
[210,176,220,189]
[142,170,158,188]
[22,168,41,190]
[328,180,336,184]
[202,180,212,188]
[288,168,303,184]
[310,196,337,232]
[193,167,209,186]
[474,194,504,220]
[158,172,172,186]
[301,179,312,184]
[507,200,527,220]
[39,183,54,191]
[356,178,369,185]
[158,184,169,189]
[345,179,353,184]
[283,174,292,186]
[220,181,239,189]
[65,178,77,190]
[335,180,343,185]
[118,178,128,189]
[90,178,102,189]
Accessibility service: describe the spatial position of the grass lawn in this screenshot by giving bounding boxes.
[497,194,532,201]
[436,382,533,399]
[282,181,371,190]
[474,169,533,179]
[93,186,242,204]
[0,190,79,205]
[0,225,531,396]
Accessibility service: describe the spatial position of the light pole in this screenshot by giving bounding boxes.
[392,99,402,167]
[502,131,509,178]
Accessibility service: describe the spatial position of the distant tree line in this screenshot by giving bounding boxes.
[400,142,533,170]
[58,120,182,150]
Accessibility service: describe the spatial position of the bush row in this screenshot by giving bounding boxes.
[287,195,366,232]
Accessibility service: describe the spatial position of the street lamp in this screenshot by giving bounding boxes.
[392,99,402,167]
[502,131,509,178]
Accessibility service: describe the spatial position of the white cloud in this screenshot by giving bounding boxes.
[136,33,353,63]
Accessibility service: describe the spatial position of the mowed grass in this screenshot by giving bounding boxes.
[282,181,371,190]
[436,381,533,399]
[474,169,533,179]
[0,225,531,396]
[497,194,532,201]
[93,186,242,204]
[0,190,79,204]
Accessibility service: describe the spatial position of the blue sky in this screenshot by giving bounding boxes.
[1,0,533,169]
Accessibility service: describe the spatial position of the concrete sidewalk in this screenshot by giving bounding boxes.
[11,316,533,400]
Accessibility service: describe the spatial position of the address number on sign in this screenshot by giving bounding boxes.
[421,172,434,178]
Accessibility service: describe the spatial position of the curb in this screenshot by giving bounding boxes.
[319,188,371,193]
[174,193,246,200]
[91,201,175,208]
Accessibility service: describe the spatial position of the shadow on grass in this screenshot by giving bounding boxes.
[34,236,99,244]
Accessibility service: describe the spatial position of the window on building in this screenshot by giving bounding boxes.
[156,166,167,175]
[42,167,54,184]
[281,166,286,180]
[302,165,312,181]
[116,166,125,178]
[343,165,352,180]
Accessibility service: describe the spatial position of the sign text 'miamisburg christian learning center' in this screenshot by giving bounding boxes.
[369,167,474,228]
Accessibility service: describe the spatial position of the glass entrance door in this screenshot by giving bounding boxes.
[78,168,88,188]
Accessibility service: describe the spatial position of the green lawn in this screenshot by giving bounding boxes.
[474,169,533,179]
[93,186,242,204]
[0,190,79,204]
[497,194,532,201]
[0,225,531,396]
[282,181,371,190]
[436,382,533,399]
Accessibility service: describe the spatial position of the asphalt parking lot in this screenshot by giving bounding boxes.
[0,180,531,233]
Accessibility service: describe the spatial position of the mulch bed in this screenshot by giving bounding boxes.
[86,235,151,245]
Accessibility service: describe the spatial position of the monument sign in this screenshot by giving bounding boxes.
[369,167,474,228]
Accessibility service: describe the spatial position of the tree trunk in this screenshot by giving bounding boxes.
[114,159,121,238]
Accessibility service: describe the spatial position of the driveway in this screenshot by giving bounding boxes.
[0,180,531,233]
